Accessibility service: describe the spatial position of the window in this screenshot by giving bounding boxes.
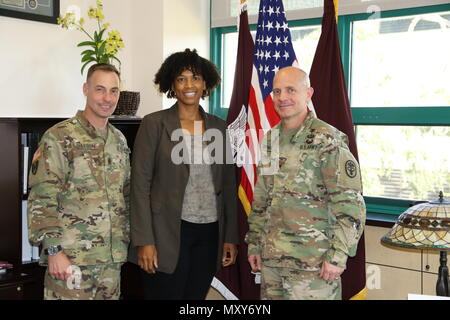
[349,5,450,215]
[211,3,450,218]
[351,11,450,107]
[357,125,450,201]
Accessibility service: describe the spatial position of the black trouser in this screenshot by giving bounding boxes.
[140,220,219,300]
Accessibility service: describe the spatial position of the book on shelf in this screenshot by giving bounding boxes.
[0,261,13,274]
[22,146,29,195]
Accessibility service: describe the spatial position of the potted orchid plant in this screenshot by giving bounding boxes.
[57,0,124,75]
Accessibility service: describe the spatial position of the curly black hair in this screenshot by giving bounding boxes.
[154,48,221,99]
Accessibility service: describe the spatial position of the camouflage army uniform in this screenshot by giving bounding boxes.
[27,110,131,300]
[245,112,366,300]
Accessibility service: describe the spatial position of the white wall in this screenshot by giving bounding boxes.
[126,0,164,117]
[0,0,210,118]
[162,0,211,110]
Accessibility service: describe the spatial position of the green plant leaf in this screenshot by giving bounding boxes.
[111,56,121,65]
[77,41,97,47]
[94,30,99,42]
[81,49,95,57]
[81,60,92,75]
[98,28,106,41]
[99,55,109,63]
[98,41,106,58]
[81,54,95,63]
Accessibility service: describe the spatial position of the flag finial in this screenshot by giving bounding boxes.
[333,0,339,22]
[240,0,248,12]
[237,0,248,32]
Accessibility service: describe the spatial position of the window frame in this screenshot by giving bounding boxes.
[210,3,450,221]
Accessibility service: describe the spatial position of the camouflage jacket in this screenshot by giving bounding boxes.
[246,112,366,271]
[27,111,131,266]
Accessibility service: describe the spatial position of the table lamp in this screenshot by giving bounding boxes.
[381,191,450,296]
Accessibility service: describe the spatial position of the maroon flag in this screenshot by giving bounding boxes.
[309,0,367,300]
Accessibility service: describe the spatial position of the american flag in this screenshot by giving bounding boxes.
[217,0,364,300]
[254,0,297,118]
[215,0,303,300]
[238,0,299,212]
[215,0,301,299]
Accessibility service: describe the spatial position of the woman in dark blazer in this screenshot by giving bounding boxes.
[128,49,238,300]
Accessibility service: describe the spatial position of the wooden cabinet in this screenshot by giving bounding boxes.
[0,272,34,300]
[0,116,142,299]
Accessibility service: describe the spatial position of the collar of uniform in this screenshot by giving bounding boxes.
[74,110,101,139]
[290,112,315,143]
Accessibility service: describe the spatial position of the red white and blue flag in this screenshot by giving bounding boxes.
[236,0,300,215]
[214,0,365,300]
[213,0,302,300]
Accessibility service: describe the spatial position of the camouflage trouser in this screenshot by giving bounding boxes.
[44,263,122,300]
[260,265,342,300]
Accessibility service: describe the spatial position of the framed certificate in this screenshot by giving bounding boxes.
[0,0,59,24]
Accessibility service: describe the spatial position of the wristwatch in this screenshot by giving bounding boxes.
[44,245,63,256]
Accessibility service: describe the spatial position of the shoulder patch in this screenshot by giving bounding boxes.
[32,148,42,164]
[345,160,357,178]
[31,147,43,175]
[337,147,362,191]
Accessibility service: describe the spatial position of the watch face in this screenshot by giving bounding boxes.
[47,246,61,255]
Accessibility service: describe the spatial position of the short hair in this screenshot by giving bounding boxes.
[86,63,121,82]
[301,71,311,88]
[154,48,221,99]
[273,66,311,88]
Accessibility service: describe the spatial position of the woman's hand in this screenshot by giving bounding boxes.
[222,243,237,267]
[137,245,159,274]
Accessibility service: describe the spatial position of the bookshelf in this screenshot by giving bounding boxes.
[0,116,142,299]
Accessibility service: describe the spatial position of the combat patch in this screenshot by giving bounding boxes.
[31,160,39,175]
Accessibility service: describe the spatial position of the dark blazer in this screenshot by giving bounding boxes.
[128,103,238,273]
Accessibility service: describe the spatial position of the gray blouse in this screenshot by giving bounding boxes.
[181,134,218,223]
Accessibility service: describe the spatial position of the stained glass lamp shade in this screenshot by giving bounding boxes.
[381,192,450,296]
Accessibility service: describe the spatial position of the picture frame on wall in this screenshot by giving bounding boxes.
[0,0,59,24]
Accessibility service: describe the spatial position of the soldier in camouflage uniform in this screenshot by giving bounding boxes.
[27,64,130,300]
[245,67,365,300]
